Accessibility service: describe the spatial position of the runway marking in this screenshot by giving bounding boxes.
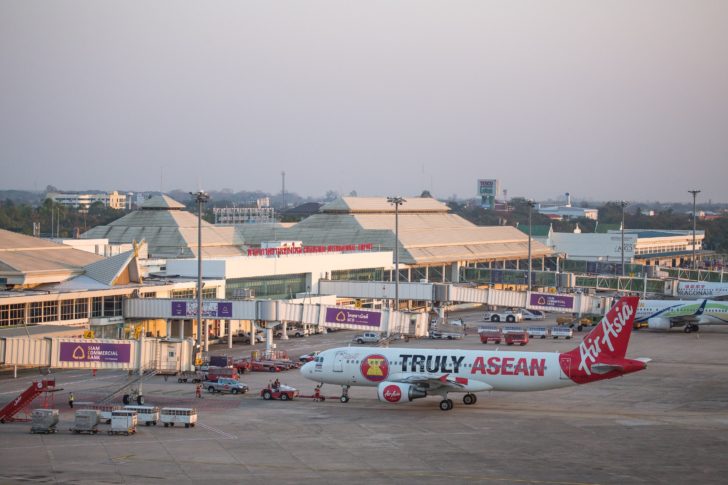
[197,422,237,439]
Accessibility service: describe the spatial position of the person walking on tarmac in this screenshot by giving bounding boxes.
[195,383,202,399]
[68,392,74,408]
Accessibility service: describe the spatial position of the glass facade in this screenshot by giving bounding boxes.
[331,268,383,281]
[226,273,307,300]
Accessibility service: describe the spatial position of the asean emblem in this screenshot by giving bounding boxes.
[360,354,389,382]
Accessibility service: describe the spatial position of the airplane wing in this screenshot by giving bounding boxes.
[388,373,492,392]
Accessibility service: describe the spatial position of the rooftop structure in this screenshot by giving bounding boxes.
[81,195,246,259]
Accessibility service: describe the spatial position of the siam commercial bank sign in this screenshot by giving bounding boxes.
[325,308,381,328]
[59,342,131,363]
[171,301,233,319]
[529,293,574,310]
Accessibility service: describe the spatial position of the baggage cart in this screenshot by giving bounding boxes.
[124,405,160,426]
[71,409,100,434]
[176,371,202,383]
[30,408,59,434]
[80,404,123,424]
[160,407,197,428]
[108,410,137,435]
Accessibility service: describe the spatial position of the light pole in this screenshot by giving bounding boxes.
[620,201,628,277]
[527,200,535,292]
[689,190,701,270]
[387,196,406,314]
[190,191,209,353]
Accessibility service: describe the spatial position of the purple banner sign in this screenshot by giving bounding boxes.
[529,293,574,309]
[59,342,131,363]
[171,301,233,318]
[325,308,381,327]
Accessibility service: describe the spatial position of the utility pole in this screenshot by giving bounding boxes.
[620,201,628,277]
[190,191,209,353]
[527,200,535,291]
[689,190,701,270]
[387,197,406,315]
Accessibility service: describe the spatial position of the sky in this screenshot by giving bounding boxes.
[1,1,727,203]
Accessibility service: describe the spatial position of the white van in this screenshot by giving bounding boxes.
[527,327,549,339]
[550,327,574,339]
[521,309,546,321]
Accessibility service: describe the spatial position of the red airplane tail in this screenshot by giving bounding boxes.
[560,296,647,384]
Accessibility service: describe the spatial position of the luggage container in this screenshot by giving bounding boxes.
[80,404,123,424]
[160,407,197,428]
[71,409,100,434]
[527,327,549,339]
[124,405,160,426]
[550,326,574,339]
[30,409,59,434]
[109,410,137,435]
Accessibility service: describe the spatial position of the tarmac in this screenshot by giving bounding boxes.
[1,312,727,484]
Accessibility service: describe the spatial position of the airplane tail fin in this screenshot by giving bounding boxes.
[560,296,645,383]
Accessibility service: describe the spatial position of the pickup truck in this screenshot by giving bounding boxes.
[203,377,249,395]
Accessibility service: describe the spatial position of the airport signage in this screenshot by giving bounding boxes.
[529,293,574,309]
[59,342,131,363]
[247,243,373,257]
[325,308,381,327]
[171,301,233,318]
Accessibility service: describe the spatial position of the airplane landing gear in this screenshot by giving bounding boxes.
[684,324,700,333]
[340,385,350,403]
[462,393,477,405]
[439,398,454,411]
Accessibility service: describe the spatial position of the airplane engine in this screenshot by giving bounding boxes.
[377,382,427,404]
[647,317,672,330]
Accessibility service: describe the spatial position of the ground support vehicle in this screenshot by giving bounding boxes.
[430,330,463,340]
[520,309,546,321]
[479,329,503,344]
[80,404,122,424]
[108,410,137,435]
[504,332,529,346]
[249,360,282,372]
[124,405,160,426]
[204,366,240,381]
[204,378,249,394]
[526,327,549,339]
[483,309,523,323]
[550,327,574,339]
[233,358,252,373]
[176,371,203,383]
[260,385,299,401]
[161,407,197,428]
[71,409,100,434]
[30,409,59,434]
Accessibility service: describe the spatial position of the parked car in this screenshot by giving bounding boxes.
[236,332,263,344]
[299,351,320,363]
[203,377,249,395]
[520,309,545,321]
[352,332,381,344]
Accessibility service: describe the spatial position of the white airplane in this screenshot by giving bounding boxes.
[635,299,728,333]
[301,296,648,411]
[676,281,728,300]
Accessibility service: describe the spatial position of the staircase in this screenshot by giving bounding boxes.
[0,379,56,423]
[96,371,157,404]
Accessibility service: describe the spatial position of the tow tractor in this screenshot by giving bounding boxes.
[260,384,299,401]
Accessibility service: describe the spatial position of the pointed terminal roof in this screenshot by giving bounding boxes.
[140,194,186,210]
[81,194,246,258]
[83,248,139,286]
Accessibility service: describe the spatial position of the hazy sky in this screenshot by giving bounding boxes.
[1,1,726,202]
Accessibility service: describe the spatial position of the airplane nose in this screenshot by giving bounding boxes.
[300,361,313,375]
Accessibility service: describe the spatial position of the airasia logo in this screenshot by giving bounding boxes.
[382,384,402,402]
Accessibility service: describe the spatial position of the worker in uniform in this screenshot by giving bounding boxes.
[68,392,74,408]
[195,383,202,399]
[273,378,280,391]
[313,384,322,402]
